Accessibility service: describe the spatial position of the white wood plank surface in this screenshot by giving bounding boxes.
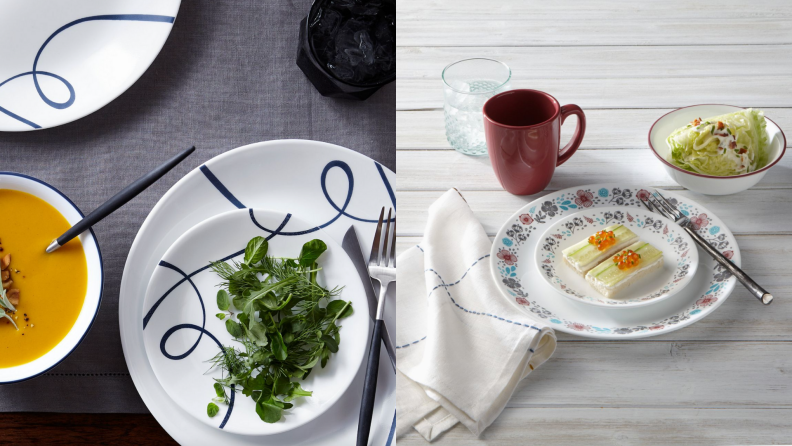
[397,408,792,445]
[396,150,792,192]
[397,77,792,111]
[398,46,792,81]
[397,109,792,150]
[398,0,792,47]
[396,0,792,442]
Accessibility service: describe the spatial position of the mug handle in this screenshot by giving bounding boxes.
[557,104,586,166]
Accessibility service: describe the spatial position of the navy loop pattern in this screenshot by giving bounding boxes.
[0,14,174,129]
[160,323,236,429]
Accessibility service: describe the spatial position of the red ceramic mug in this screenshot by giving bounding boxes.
[483,89,586,195]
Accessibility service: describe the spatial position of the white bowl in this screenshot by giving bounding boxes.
[648,104,786,195]
[0,172,103,383]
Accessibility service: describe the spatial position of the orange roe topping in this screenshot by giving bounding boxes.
[588,230,616,251]
[613,249,641,270]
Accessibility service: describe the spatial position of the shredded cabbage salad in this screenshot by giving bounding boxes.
[666,108,768,176]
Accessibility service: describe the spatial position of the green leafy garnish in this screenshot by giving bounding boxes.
[206,238,351,424]
[207,403,219,418]
[0,288,18,330]
[217,290,230,311]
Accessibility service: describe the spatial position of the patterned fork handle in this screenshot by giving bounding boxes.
[682,222,773,305]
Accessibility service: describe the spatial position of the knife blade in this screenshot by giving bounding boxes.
[343,225,396,371]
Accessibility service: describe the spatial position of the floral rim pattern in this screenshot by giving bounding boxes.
[493,186,738,336]
[537,208,694,306]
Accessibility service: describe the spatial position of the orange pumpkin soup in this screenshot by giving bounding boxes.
[0,189,88,368]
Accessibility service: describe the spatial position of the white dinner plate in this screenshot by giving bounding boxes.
[0,0,180,131]
[491,184,738,339]
[535,206,698,308]
[142,209,369,435]
[119,140,395,446]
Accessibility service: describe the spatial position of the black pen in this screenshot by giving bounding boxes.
[46,146,195,253]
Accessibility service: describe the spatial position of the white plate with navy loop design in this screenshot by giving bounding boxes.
[142,208,369,436]
[120,140,396,445]
[0,0,179,131]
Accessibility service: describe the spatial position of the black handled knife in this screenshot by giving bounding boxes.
[342,225,395,371]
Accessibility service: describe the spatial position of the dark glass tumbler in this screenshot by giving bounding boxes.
[296,0,395,100]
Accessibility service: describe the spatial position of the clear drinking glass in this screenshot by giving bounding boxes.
[442,58,511,156]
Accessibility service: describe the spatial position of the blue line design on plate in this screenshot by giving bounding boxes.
[200,165,245,208]
[386,411,396,446]
[160,323,236,429]
[396,253,541,349]
[156,261,207,359]
[0,14,175,129]
[375,162,396,209]
[200,160,395,223]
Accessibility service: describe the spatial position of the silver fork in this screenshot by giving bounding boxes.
[357,207,396,445]
[642,191,773,305]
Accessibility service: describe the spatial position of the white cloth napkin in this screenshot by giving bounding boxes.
[396,189,557,441]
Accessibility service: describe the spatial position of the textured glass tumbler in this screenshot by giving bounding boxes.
[442,58,511,156]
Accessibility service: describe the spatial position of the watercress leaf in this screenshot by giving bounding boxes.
[207,403,219,418]
[248,317,269,347]
[320,348,330,368]
[284,382,313,402]
[214,382,225,398]
[298,239,327,267]
[271,330,288,361]
[225,319,244,338]
[237,312,250,327]
[282,402,294,410]
[244,236,268,265]
[211,396,226,404]
[256,398,283,424]
[215,313,226,320]
[326,300,353,319]
[282,332,294,345]
[251,349,271,365]
[216,289,230,311]
[320,335,339,353]
[274,376,291,395]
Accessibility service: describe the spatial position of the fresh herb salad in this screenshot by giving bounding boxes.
[207,236,352,424]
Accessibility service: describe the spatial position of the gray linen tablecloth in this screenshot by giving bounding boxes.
[0,0,394,413]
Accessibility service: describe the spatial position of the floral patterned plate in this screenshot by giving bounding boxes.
[534,206,699,308]
[491,184,738,339]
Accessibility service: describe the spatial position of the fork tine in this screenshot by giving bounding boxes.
[640,197,655,212]
[654,192,683,219]
[369,207,385,266]
[648,196,672,219]
[388,210,396,268]
[652,192,678,218]
[380,208,392,267]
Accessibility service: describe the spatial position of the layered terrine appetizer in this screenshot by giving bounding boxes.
[562,225,638,276]
[585,241,664,298]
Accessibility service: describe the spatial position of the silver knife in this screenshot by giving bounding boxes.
[343,225,396,370]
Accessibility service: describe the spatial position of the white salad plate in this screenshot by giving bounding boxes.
[491,184,738,339]
[119,140,396,445]
[142,209,369,436]
[0,172,103,384]
[648,104,786,195]
[0,0,180,131]
[534,206,698,309]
